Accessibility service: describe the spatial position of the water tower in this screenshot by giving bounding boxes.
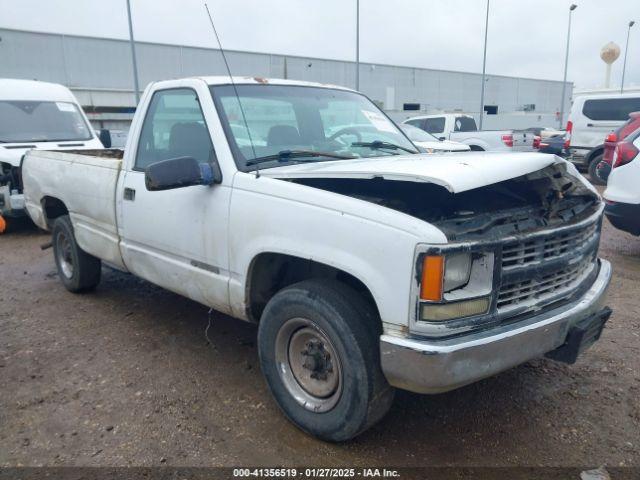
[600,41,621,88]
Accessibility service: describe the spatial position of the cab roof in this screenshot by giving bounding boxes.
[0,78,79,103]
[171,76,355,92]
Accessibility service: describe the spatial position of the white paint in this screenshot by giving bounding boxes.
[603,135,640,205]
[263,151,558,193]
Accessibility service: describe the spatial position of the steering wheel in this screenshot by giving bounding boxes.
[328,127,362,144]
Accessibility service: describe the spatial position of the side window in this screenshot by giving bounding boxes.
[405,119,424,129]
[454,116,478,132]
[135,88,214,171]
[423,117,445,134]
[582,98,640,121]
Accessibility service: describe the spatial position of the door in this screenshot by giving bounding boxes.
[118,86,232,313]
[574,97,640,148]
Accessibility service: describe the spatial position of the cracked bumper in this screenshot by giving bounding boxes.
[380,258,612,394]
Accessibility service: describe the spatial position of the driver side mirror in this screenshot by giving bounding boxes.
[144,156,219,191]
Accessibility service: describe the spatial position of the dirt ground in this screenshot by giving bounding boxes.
[1,212,639,469]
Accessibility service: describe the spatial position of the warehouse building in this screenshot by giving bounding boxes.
[0,27,572,132]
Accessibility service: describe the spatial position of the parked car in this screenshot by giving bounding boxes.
[398,123,470,152]
[537,134,567,156]
[595,111,640,184]
[524,127,565,139]
[23,77,612,442]
[603,127,640,235]
[403,114,535,152]
[565,92,640,183]
[0,79,105,224]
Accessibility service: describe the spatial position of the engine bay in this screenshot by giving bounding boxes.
[286,163,600,241]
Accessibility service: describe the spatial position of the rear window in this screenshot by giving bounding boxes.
[582,98,640,121]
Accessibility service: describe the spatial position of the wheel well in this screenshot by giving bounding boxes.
[587,146,604,162]
[246,253,379,323]
[41,196,69,228]
[469,145,484,151]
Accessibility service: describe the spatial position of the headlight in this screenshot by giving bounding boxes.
[443,252,471,292]
[418,250,494,321]
[419,252,473,301]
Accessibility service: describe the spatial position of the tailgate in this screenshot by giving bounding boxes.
[512,131,535,151]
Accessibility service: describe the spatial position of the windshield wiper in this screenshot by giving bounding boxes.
[246,149,356,167]
[351,140,417,154]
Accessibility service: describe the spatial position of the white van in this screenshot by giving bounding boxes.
[0,79,105,221]
[566,92,640,179]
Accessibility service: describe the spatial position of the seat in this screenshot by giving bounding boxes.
[168,122,212,163]
[267,125,301,146]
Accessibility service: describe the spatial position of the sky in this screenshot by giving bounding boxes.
[0,0,638,89]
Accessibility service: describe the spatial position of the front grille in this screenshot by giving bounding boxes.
[497,257,596,312]
[501,221,598,270]
[497,216,601,315]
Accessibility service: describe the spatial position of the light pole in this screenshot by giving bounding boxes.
[355,0,360,91]
[126,0,141,104]
[621,20,635,93]
[478,0,489,130]
[559,4,577,129]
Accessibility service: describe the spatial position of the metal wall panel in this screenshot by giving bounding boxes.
[136,43,181,86]
[0,29,68,83]
[0,28,572,122]
[179,46,226,77]
[63,36,133,89]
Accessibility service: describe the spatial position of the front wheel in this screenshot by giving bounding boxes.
[52,215,102,292]
[258,279,394,442]
[588,154,606,185]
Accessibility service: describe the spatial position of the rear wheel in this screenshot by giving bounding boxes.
[52,215,101,292]
[588,153,606,185]
[258,279,394,442]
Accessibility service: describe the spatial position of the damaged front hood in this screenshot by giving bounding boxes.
[263,151,559,193]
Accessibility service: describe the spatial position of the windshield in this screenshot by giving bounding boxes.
[0,100,93,143]
[210,84,417,170]
[399,123,440,142]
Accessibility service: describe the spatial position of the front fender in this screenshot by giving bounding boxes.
[227,173,447,328]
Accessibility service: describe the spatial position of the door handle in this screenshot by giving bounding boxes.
[587,123,594,127]
[124,187,136,201]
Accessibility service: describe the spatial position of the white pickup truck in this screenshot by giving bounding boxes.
[22,77,612,442]
[403,113,535,152]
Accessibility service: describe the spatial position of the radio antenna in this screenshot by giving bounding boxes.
[204,3,259,177]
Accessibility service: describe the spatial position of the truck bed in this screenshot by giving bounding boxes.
[22,149,126,269]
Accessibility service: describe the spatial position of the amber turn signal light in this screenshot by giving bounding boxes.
[420,255,444,301]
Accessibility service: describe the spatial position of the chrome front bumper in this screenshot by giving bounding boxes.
[380,258,612,394]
